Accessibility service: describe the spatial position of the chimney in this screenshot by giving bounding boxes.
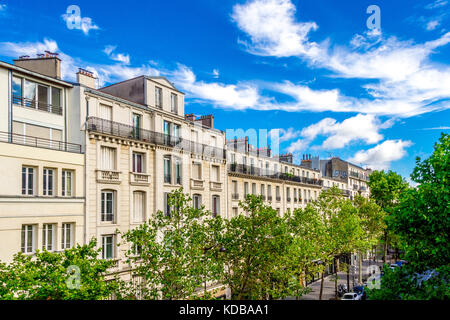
[196,114,214,129]
[279,153,293,163]
[14,52,61,79]
[185,113,196,122]
[77,68,97,89]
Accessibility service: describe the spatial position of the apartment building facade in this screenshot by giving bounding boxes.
[226,138,323,217]
[0,56,84,263]
[0,53,372,270]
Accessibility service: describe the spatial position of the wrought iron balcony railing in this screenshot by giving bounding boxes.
[86,117,226,160]
[228,163,323,187]
[0,131,82,153]
[13,95,63,115]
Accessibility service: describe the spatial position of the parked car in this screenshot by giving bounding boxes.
[341,292,361,300]
[389,263,400,270]
[352,285,367,300]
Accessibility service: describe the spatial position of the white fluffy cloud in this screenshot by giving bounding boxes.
[231,0,322,58]
[103,45,130,64]
[349,140,413,170]
[0,39,159,87]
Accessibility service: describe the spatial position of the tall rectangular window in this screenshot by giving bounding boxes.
[42,224,54,251]
[276,186,280,199]
[21,225,35,254]
[38,84,49,111]
[132,152,144,173]
[102,235,114,260]
[12,76,22,104]
[100,146,116,170]
[23,80,36,107]
[132,113,141,139]
[43,168,55,196]
[232,180,238,194]
[164,156,171,183]
[133,191,145,223]
[61,223,73,249]
[211,165,220,182]
[252,183,256,195]
[212,196,220,218]
[192,162,201,180]
[193,194,202,210]
[261,184,265,197]
[22,166,35,195]
[51,87,61,109]
[175,158,182,185]
[101,191,115,222]
[171,93,178,113]
[244,182,249,197]
[62,170,73,197]
[164,192,171,217]
[155,87,162,108]
[268,185,272,198]
[99,104,112,120]
[163,121,171,144]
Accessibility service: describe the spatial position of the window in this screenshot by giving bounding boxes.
[212,195,220,218]
[61,223,73,249]
[267,185,272,198]
[286,187,290,201]
[133,191,145,223]
[242,156,247,166]
[192,162,201,180]
[155,87,162,108]
[132,152,144,173]
[23,80,36,107]
[193,194,202,209]
[232,207,238,217]
[175,158,182,185]
[285,166,288,173]
[252,183,256,195]
[62,170,73,197]
[99,104,112,120]
[21,225,35,254]
[42,224,54,251]
[164,157,171,183]
[101,191,115,222]
[132,113,141,139]
[43,168,55,196]
[102,235,115,260]
[38,84,49,110]
[164,192,172,217]
[276,186,280,199]
[163,121,171,144]
[12,76,22,103]
[171,93,178,113]
[260,184,265,197]
[230,153,235,164]
[100,146,116,170]
[22,166,35,195]
[274,163,278,173]
[51,87,61,109]
[244,182,249,197]
[232,180,238,194]
[211,165,220,182]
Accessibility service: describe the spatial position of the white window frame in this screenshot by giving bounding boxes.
[62,170,73,197]
[22,166,35,195]
[102,235,115,260]
[21,225,35,254]
[61,223,73,250]
[42,224,55,251]
[43,168,55,196]
[101,190,115,222]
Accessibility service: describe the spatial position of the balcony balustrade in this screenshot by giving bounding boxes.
[13,95,63,115]
[97,170,121,184]
[0,131,82,153]
[86,117,226,160]
[130,172,151,186]
[228,163,323,187]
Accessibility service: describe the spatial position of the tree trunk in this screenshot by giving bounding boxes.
[347,254,350,292]
[319,272,324,300]
[358,251,363,284]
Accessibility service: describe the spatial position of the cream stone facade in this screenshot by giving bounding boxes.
[0,54,372,270]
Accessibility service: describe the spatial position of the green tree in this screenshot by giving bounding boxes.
[367,170,409,262]
[119,189,222,300]
[215,195,299,300]
[368,133,450,300]
[0,239,117,300]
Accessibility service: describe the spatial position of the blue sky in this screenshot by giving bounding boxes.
[1,0,449,182]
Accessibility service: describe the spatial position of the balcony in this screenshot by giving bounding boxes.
[276,196,281,202]
[0,131,82,153]
[228,163,323,187]
[210,181,223,191]
[13,95,63,115]
[97,170,121,184]
[232,193,239,200]
[86,117,226,160]
[130,172,151,186]
[191,179,204,190]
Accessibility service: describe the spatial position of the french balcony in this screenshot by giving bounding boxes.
[276,196,281,202]
[130,172,151,186]
[191,178,204,190]
[267,196,273,202]
[232,193,239,201]
[97,170,121,184]
[210,181,223,191]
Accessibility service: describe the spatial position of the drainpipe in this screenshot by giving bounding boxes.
[8,70,12,141]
